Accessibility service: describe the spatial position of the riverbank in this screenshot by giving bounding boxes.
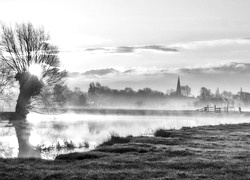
[32,108,249,117]
[1,123,250,179]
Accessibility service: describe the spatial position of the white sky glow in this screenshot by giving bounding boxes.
[1,0,250,94]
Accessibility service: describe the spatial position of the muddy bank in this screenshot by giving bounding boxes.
[1,123,250,179]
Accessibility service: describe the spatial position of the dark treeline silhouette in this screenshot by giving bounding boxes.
[86,82,194,108]
[18,82,250,109]
[54,85,88,107]
[31,85,88,109]
[0,78,249,111]
[88,82,166,108]
[60,83,249,109]
[88,82,165,98]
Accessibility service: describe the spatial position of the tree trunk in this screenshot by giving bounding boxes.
[12,72,43,120]
[15,90,30,119]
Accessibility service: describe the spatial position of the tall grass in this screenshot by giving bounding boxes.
[99,132,131,147]
[37,139,90,153]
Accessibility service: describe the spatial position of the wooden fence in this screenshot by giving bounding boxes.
[197,105,242,113]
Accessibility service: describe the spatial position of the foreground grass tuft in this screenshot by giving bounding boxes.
[99,132,131,147]
[37,139,90,153]
[154,128,173,137]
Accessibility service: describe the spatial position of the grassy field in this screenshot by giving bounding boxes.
[1,123,250,179]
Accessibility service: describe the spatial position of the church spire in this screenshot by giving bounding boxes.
[176,76,181,96]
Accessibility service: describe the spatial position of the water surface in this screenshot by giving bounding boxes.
[0,111,249,159]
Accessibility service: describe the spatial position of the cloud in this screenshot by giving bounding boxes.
[123,69,136,74]
[84,47,106,52]
[69,67,164,78]
[84,45,178,54]
[61,38,250,55]
[82,68,119,76]
[178,62,250,74]
[69,62,250,79]
[168,38,250,50]
[140,45,178,52]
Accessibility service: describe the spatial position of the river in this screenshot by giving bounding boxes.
[0,110,249,159]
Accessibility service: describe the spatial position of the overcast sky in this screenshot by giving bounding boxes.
[1,0,250,95]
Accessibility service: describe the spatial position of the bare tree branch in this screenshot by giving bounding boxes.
[0,22,67,116]
[0,22,67,85]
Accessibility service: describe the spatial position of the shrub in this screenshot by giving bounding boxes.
[154,129,172,137]
[99,133,131,147]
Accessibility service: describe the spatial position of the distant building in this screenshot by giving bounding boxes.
[239,88,250,102]
[175,76,182,97]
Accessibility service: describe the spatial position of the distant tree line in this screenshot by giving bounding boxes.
[52,85,88,107]
[195,87,250,107]
[28,84,88,109]
[87,82,168,107]
[29,82,250,108]
[88,82,165,98]
[86,83,250,108]
[1,78,250,110]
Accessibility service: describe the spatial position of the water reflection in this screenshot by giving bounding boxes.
[0,122,16,158]
[1,112,250,159]
[11,120,41,158]
[0,119,40,158]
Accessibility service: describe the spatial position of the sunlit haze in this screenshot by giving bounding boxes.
[1,0,250,94]
[1,2,250,178]
[29,63,43,79]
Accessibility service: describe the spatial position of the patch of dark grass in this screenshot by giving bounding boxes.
[132,136,182,146]
[154,128,193,139]
[55,151,112,160]
[165,150,194,157]
[154,129,173,138]
[177,172,188,178]
[165,161,222,171]
[95,145,149,154]
[181,126,192,131]
[233,153,250,159]
[99,132,131,147]
[43,173,64,180]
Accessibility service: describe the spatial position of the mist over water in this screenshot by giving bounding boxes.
[1,111,250,159]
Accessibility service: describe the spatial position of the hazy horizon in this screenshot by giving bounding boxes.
[1,0,250,95]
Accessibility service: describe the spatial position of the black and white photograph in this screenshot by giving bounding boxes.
[0,0,250,179]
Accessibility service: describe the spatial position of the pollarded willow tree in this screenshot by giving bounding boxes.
[0,22,67,119]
